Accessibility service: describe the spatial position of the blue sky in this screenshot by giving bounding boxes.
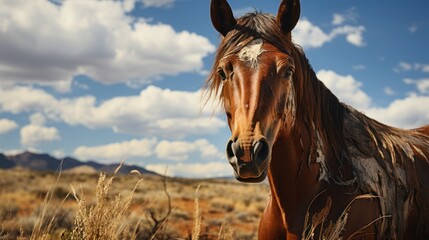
[0,0,428,177]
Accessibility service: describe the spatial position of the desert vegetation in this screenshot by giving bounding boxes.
[0,166,268,240]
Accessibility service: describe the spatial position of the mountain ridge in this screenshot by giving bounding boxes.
[0,151,159,175]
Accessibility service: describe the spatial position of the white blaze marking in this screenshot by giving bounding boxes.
[238,39,265,67]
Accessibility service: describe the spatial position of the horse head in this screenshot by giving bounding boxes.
[209,0,301,182]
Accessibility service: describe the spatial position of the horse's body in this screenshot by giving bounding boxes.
[207,0,429,239]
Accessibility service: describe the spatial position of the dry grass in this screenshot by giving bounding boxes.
[0,166,388,240]
[0,168,267,240]
[68,163,144,240]
[301,193,387,240]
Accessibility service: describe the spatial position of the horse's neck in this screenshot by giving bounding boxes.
[267,128,324,234]
[266,61,349,233]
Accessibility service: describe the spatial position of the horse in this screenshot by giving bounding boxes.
[205,0,429,239]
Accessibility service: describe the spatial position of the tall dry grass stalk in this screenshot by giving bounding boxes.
[190,184,234,240]
[70,162,143,240]
[192,185,202,240]
[302,194,387,240]
[30,167,69,240]
[217,222,233,240]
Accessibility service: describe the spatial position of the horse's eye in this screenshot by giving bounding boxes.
[218,69,227,81]
[282,69,293,79]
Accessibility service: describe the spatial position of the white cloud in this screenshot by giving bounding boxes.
[53,149,66,159]
[2,148,40,156]
[317,69,429,129]
[316,70,429,129]
[155,139,223,161]
[20,124,60,147]
[316,69,372,109]
[394,61,429,73]
[420,64,429,73]
[353,65,365,71]
[0,86,57,114]
[404,78,429,94]
[332,8,358,26]
[141,0,174,8]
[29,113,46,126]
[20,110,59,148]
[293,18,365,48]
[74,137,223,164]
[331,25,366,47]
[0,85,226,138]
[74,138,157,162]
[146,161,231,178]
[0,118,18,134]
[332,14,346,26]
[383,86,395,96]
[365,94,429,129]
[293,19,330,48]
[394,62,413,72]
[0,0,214,90]
[122,0,136,12]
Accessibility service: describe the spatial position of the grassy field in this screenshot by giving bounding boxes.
[0,167,269,240]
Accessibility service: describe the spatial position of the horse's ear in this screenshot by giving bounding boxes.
[277,0,301,34]
[210,0,236,36]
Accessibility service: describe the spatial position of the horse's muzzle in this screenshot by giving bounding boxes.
[226,138,270,183]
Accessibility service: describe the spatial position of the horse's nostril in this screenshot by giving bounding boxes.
[226,140,234,158]
[253,139,269,163]
[226,139,244,159]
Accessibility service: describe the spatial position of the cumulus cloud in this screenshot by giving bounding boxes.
[74,138,223,167]
[0,85,226,138]
[365,95,429,129]
[74,137,223,164]
[293,18,365,48]
[316,69,372,109]
[316,69,429,129]
[0,86,57,114]
[0,0,214,90]
[20,123,60,147]
[404,78,429,94]
[20,113,60,147]
[74,138,157,162]
[155,139,223,161]
[0,118,18,134]
[146,161,231,178]
[29,113,47,126]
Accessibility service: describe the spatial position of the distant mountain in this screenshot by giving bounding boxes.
[0,153,15,169]
[0,151,159,175]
